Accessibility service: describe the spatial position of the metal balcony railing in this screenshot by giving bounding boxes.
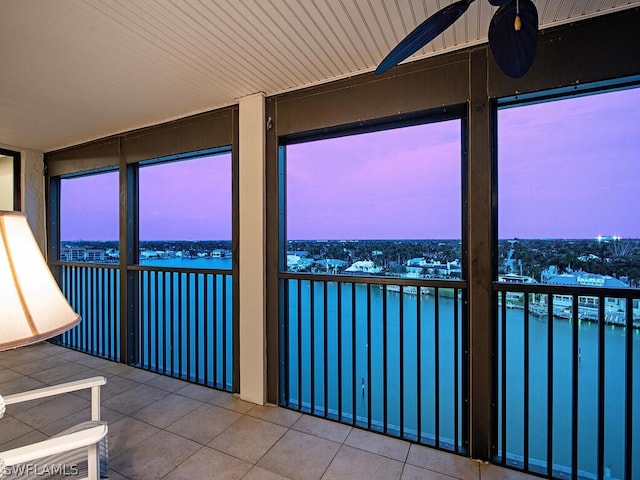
[133,265,233,391]
[50,263,121,362]
[279,272,469,454]
[50,262,235,392]
[494,282,639,480]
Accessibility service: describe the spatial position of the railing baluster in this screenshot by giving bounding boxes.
[453,287,459,453]
[547,294,554,477]
[501,289,507,465]
[523,293,530,471]
[213,273,218,387]
[434,286,440,448]
[170,272,175,376]
[337,281,343,422]
[186,273,192,380]
[222,272,228,390]
[310,280,316,414]
[351,282,357,426]
[367,283,372,430]
[147,272,152,372]
[297,279,302,410]
[383,284,388,434]
[323,281,328,418]
[204,274,209,385]
[597,295,606,480]
[571,295,579,480]
[399,284,404,438]
[625,294,633,480]
[417,285,422,443]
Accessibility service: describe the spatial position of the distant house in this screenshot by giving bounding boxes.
[287,254,302,270]
[406,258,461,278]
[316,259,348,273]
[345,260,382,274]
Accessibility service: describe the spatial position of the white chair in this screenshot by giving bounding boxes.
[0,376,108,480]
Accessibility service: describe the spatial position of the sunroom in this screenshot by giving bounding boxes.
[2,2,640,479]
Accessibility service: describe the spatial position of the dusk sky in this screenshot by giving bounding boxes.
[61,86,639,241]
[286,121,461,240]
[498,87,640,239]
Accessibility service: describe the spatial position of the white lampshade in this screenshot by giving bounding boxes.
[0,211,80,351]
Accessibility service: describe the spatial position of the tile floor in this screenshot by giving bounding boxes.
[0,343,537,480]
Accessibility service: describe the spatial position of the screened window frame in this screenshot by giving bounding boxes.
[277,108,469,281]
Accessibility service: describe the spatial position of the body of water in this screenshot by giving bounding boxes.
[60,259,638,479]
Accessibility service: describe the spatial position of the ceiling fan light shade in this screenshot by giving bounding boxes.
[489,0,539,78]
[375,0,475,74]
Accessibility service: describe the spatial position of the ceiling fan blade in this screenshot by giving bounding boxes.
[488,0,538,78]
[488,0,511,6]
[375,0,475,74]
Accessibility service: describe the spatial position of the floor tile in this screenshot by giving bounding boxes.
[54,348,100,362]
[292,415,352,444]
[208,389,255,413]
[344,428,410,462]
[97,375,139,400]
[163,446,252,480]
[257,429,340,480]
[0,415,38,447]
[209,415,287,464]
[107,416,161,459]
[0,429,48,451]
[322,444,404,480]
[95,361,134,376]
[175,383,223,403]
[110,429,200,480]
[29,362,99,384]
[11,356,68,375]
[242,465,293,480]
[0,368,22,384]
[38,405,123,437]
[406,444,480,480]
[145,374,189,392]
[0,376,47,396]
[131,392,203,428]
[167,403,242,445]
[73,354,117,369]
[402,463,460,480]
[11,393,90,429]
[116,367,159,384]
[103,383,169,415]
[247,404,302,427]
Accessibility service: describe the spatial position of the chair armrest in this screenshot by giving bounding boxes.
[0,424,107,467]
[3,377,106,406]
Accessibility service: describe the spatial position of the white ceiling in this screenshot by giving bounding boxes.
[2,0,639,152]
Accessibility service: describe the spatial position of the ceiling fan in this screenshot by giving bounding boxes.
[375,0,538,78]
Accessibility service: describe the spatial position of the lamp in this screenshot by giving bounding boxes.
[0,210,80,351]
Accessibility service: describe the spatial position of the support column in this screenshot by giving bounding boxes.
[238,93,267,404]
[467,48,495,460]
